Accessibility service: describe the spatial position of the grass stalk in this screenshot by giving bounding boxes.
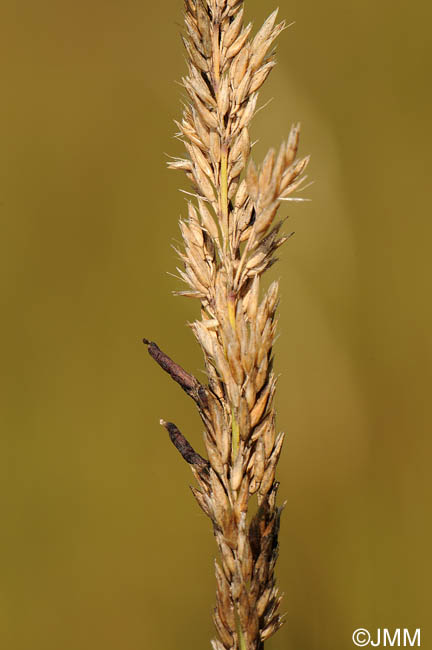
[144,1,309,647]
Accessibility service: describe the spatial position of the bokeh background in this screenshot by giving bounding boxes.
[1,0,431,648]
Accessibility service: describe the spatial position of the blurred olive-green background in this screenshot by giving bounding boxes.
[1,0,431,648]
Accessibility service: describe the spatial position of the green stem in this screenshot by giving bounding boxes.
[234,605,247,650]
[231,408,239,460]
[220,150,229,246]
[239,627,247,650]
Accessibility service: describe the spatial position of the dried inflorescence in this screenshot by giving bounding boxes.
[144,1,308,648]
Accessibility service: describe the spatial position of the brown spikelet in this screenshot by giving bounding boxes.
[145,1,309,648]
